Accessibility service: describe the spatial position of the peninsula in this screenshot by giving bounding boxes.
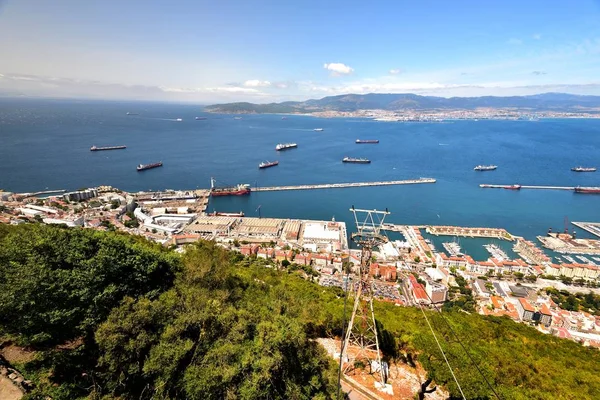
[205,92,600,120]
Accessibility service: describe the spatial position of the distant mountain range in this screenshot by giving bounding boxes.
[204,92,600,113]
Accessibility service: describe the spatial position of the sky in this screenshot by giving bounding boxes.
[1,0,600,103]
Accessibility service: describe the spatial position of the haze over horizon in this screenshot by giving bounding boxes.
[2,0,600,103]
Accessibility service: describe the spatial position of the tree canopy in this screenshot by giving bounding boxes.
[0,225,599,399]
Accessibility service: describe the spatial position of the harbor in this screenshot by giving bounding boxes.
[252,178,436,192]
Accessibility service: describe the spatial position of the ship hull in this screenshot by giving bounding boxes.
[211,190,251,196]
[91,146,126,151]
[575,188,600,194]
[259,164,278,169]
[356,140,379,144]
[343,160,371,164]
[137,164,162,171]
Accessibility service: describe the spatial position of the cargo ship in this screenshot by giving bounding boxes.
[314,128,324,132]
[210,177,251,196]
[90,145,126,151]
[209,211,245,217]
[504,184,521,190]
[275,143,298,151]
[474,165,497,171]
[195,116,207,120]
[575,186,600,194]
[355,139,379,144]
[571,167,597,172]
[342,157,371,164]
[259,160,279,169]
[126,112,138,115]
[136,162,163,171]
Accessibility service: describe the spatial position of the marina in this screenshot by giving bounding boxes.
[442,241,463,256]
[484,243,509,261]
[252,178,436,192]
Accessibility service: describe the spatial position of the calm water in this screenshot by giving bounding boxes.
[1,98,599,252]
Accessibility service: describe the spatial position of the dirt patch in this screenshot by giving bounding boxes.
[0,344,35,365]
[317,338,448,400]
[0,375,23,400]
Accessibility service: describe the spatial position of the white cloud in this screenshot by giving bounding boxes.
[508,38,523,45]
[323,62,354,76]
[533,33,542,40]
[389,69,402,75]
[243,79,271,87]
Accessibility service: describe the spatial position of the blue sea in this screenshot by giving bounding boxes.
[1,97,599,256]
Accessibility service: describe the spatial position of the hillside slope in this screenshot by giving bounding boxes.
[205,92,600,113]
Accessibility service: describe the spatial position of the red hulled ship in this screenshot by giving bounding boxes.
[210,178,251,196]
[575,186,600,194]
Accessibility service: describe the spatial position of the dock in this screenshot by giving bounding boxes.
[20,189,66,198]
[426,225,514,240]
[253,178,436,192]
[572,222,600,239]
[480,184,574,190]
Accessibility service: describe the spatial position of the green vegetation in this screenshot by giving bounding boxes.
[444,275,476,313]
[0,225,600,399]
[545,288,600,315]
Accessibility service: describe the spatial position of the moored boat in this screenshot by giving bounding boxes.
[574,186,600,194]
[210,177,251,196]
[209,211,245,217]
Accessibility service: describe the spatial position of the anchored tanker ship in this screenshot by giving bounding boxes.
[571,167,597,172]
[259,160,279,169]
[136,162,163,171]
[474,165,497,171]
[275,143,297,151]
[355,139,379,144]
[90,145,126,151]
[342,157,371,164]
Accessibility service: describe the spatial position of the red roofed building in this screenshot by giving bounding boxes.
[257,247,274,259]
[408,275,429,304]
[517,298,536,321]
[539,303,553,327]
[240,244,259,256]
[312,253,333,268]
[294,253,312,266]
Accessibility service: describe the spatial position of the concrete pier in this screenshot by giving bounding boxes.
[253,178,436,192]
[20,189,67,198]
[572,222,600,239]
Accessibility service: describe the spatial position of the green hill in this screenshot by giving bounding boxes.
[1,224,599,399]
[204,92,600,114]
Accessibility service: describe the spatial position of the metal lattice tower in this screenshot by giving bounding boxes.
[340,206,390,386]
